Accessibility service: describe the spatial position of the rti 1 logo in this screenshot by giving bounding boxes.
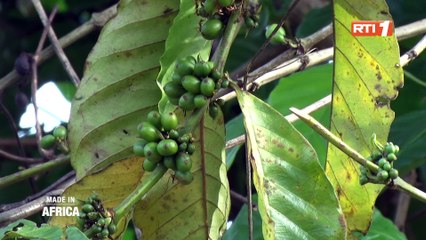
[351,20,393,36]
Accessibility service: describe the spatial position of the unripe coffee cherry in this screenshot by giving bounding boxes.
[169,129,179,139]
[175,58,195,76]
[133,140,147,157]
[203,0,217,15]
[147,111,162,128]
[176,152,192,172]
[194,61,214,77]
[265,24,286,44]
[209,103,219,119]
[143,159,157,172]
[387,153,397,162]
[138,122,163,142]
[41,134,56,149]
[179,92,196,110]
[201,18,223,40]
[175,171,194,185]
[182,75,201,94]
[144,142,162,163]
[53,125,67,139]
[157,139,179,156]
[389,168,399,179]
[200,78,215,97]
[161,112,178,131]
[377,170,389,181]
[218,0,234,7]
[163,156,176,170]
[187,143,196,154]
[82,204,94,213]
[164,82,186,99]
[194,95,208,108]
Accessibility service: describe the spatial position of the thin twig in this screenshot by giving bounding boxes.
[404,71,426,88]
[0,4,117,91]
[0,178,75,226]
[0,149,43,163]
[400,34,426,66]
[290,108,426,202]
[230,190,257,210]
[0,171,75,212]
[0,155,70,190]
[30,7,58,157]
[0,100,25,157]
[31,1,80,86]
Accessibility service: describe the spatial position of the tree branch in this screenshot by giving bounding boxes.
[0,4,117,91]
[400,34,426,66]
[31,0,80,86]
[0,155,70,189]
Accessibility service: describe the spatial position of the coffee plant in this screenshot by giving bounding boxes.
[0,0,426,239]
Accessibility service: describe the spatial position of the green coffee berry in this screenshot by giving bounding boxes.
[359,166,367,175]
[175,58,195,76]
[218,0,234,7]
[384,142,396,155]
[147,111,162,128]
[244,16,257,28]
[87,212,99,221]
[359,175,368,185]
[200,78,216,97]
[203,0,217,15]
[182,75,201,94]
[371,151,382,161]
[41,134,56,149]
[169,97,180,105]
[171,73,182,83]
[164,82,186,99]
[143,159,157,172]
[389,168,399,179]
[221,79,229,88]
[176,152,192,172]
[82,204,94,213]
[163,156,176,170]
[387,153,397,161]
[96,218,106,227]
[175,170,194,185]
[101,229,109,238]
[211,69,222,81]
[108,223,117,234]
[161,112,178,131]
[194,61,214,77]
[209,103,219,119]
[53,125,67,139]
[377,158,387,168]
[201,18,223,40]
[377,170,389,181]
[194,95,208,108]
[133,140,147,157]
[179,92,196,110]
[382,162,392,171]
[144,142,162,163]
[187,143,196,154]
[157,139,179,156]
[179,142,188,151]
[178,134,190,143]
[265,24,286,44]
[169,129,179,139]
[138,122,163,142]
[394,145,399,154]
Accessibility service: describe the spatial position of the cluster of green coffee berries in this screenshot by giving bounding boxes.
[163,56,229,112]
[197,0,235,40]
[133,111,195,184]
[360,141,400,185]
[40,125,69,153]
[77,193,116,239]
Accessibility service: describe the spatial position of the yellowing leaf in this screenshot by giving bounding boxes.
[236,89,347,240]
[329,0,403,235]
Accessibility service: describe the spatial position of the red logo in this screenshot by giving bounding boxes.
[351,21,393,36]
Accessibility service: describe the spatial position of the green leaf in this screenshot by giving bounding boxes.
[223,195,263,240]
[329,0,403,235]
[268,64,333,166]
[390,110,426,174]
[69,0,180,179]
[157,0,211,113]
[133,111,230,239]
[236,89,346,239]
[356,209,407,240]
[1,219,62,240]
[65,226,90,240]
[296,4,332,38]
[49,157,144,239]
